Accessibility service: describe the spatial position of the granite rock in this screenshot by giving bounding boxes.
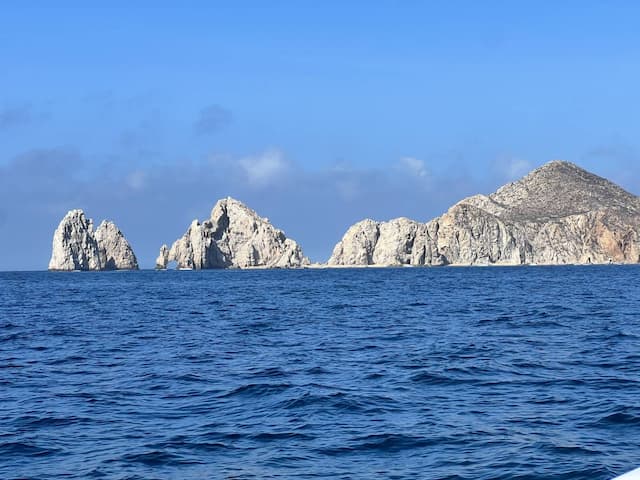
[48,210,138,271]
[329,161,640,266]
[157,197,309,269]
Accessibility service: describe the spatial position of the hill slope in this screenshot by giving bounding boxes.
[329,161,640,266]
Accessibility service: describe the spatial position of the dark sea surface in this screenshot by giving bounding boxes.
[1,267,640,479]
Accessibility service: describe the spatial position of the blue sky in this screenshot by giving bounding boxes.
[2,1,640,270]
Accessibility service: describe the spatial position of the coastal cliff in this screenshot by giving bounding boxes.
[156,197,309,269]
[48,210,138,271]
[329,161,640,266]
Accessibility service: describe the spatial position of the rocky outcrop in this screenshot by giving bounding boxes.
[329,161,640,266]
[155,244,169,270]
[48,210,138,271]
[94,220,139,270]
[157,197,309,269]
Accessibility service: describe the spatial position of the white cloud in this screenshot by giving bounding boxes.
[239,149,289,186]
[505,158,531,180]
[399,156,429,178]
[334,178,361,200]
[126,170,147,190]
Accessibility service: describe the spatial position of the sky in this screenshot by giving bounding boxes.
[2,1,640,270]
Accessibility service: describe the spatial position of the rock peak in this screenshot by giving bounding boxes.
[157,198,309,269]
[487,160,639,221]
[537,159,579,170]
[49,210,138,271]
[329,161,640,266]
[516,160,594,185]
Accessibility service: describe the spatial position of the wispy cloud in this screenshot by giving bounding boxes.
[194,104,233,135]
[238,149,290,186]
[2,147,83,179]
[0,104,39,131]
[492,156,532,181]
[399,156,429,178]
[506,158,531,179]
[126,170,147,190]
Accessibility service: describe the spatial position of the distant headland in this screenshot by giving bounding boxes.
[48,161,640,270]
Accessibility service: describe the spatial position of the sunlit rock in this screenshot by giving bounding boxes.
[158,197,309,269]
[329,161,640,266]
[48,210,138,271]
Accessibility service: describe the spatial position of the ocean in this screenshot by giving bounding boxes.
[1,267,639,479]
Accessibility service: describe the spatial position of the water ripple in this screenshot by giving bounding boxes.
[1,267,639,479]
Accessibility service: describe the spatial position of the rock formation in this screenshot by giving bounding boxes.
[329,161,640,266]
[156,197,309,269]
[48,210,138,271]
[93,220,139,270]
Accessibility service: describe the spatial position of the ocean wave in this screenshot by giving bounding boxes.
[120,450,203,466]
[0,441,59,457]
[217,382,292,398]
[3,268,640,478]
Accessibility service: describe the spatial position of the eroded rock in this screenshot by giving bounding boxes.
[329,161,640,266]
[157,197,309,269]
[48,210,138,271]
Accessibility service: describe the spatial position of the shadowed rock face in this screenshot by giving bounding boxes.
[156,197,309,269]
[329,161,640,266]
[48,210,138,271]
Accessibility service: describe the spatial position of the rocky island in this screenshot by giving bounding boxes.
[48,162,640,270]
[329,161,640,266]
[48,210,139,271]
[156,197,309,269]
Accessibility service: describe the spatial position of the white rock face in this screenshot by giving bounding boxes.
[48,210,138,271]
[94,220,139,270]
[157,197,309,269]
[329,161,640,266]
[155,244,169,269]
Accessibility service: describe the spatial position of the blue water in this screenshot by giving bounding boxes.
[1,267,640,479]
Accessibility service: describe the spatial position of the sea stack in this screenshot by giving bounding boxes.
[329,161,640,266]
[48,210,138,271]
[156,197,309,269]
